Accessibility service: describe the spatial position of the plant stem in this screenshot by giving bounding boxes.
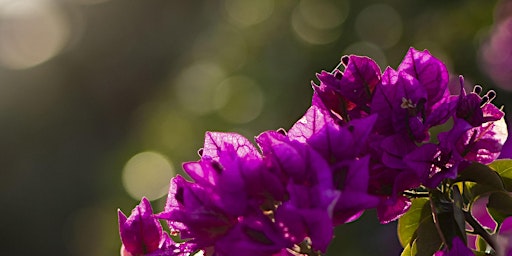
[463,210,499,254]
[429,194,448,247]
[403,191,430,198]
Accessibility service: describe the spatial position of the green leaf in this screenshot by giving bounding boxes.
[457,162,505,191]
[460,182,494,202]
[430,190,465,248]
[489,159,512,191]
[487,191,512,223]
[452,186,467,243]
[397,198,430,247]
[400,241,416,256]
[415,214,443,256]
[476,235,489,252]
[488,191,512,214]
[456,163,506,203]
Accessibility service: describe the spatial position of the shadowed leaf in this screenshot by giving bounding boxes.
[487,191,512,223]
[489,159,512,191]
[397,198,430,247]
[415,214,443,256]
[456,163,505,194]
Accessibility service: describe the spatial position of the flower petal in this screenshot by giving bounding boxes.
[398,47,449,106]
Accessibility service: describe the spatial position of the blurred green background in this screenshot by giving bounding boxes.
[0,0,510,255]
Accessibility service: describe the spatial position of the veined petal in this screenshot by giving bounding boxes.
[370,67,398,134]
[398,47,449,105]
[158,175,236,244]
[337,55,381,106]
[381,134,418,169]
[118,197,164,255]
[202,132,261,161]
[457,117,508,164]
[288,104,334,145]
[377,195,412,224]
[215,213,291,256]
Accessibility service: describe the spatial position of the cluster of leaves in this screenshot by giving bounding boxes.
[399,160,512,256]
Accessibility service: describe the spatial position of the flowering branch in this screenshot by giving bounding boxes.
[116,47,512,256]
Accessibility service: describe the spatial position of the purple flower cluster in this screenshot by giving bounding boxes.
[118,48,508,256]
[312,48,506,223]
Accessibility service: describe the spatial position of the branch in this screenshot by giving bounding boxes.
[463,210,499,253]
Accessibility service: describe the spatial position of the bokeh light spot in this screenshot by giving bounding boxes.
[191,25,248,72]
[355,4,402,49]
[298,0,347,30]
[291,0,347,45]
[0,0,70,69]
[132,103,196,159]
[173,61,226,115]
[122,151,175,201]
[214,76,264,124]
[223,0,274,27]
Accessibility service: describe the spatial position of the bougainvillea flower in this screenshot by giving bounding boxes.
[499,119,512,159]
[214,212,292,256]
[256,130,339,251]
[456,118,508,164]
[256,129,339,205]
[397,48,450,108]
[286,105,380,221]
[313,55,381,121]
[455,76,504,127]
[455,85,485,127]
[404,101,506,189]
[287,103,392,224]
[369,167,418,223]
[445,79,508,165]
[371,48,454,142]
[380,134,419,169]
[330,156,381,224]
[376,195,413,224]
[275,180,339,252]
[371,67,424,138]
[185,132,285,213]
[275,197,335,252]
[371,151,420,223]
[256,130,331,186]
[139,233,195,256]
[182,157,248,217]
[157,175,236,249]
[438,116,508,166]
[404,143,461,188]
[371,67,452,142]
[433,237,475,256]
[118,197,166,256]
[288,103,377,162]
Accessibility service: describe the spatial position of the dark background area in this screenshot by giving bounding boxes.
[0,0,510,255]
